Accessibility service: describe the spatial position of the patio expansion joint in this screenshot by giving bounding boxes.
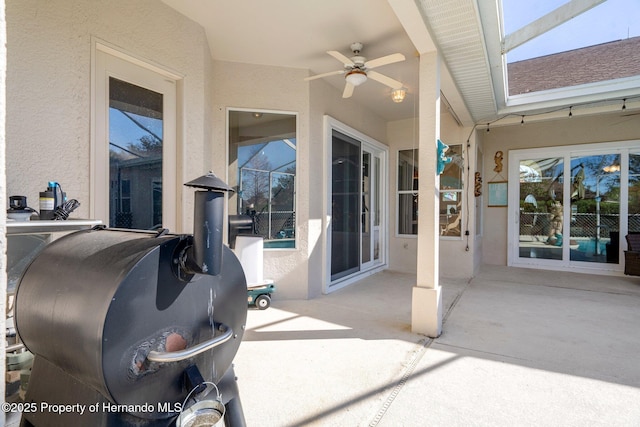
[368,335,434,427]
[444,277,474,323]
[368,277,473,426]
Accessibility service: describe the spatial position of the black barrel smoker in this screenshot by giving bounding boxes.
[14,173,248,427]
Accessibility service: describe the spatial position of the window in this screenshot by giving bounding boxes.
[119,179,131,213]
[397,149,418,236]
[108,77,164,229]
[440,144,463,237]
[397,145,464,237]
[228,110,296,249]
[94,45,178,231]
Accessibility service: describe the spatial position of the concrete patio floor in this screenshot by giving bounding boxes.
[234,265,640,426]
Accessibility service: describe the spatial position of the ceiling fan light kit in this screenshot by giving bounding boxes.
[305,42,406,99]
[345,69,367,86]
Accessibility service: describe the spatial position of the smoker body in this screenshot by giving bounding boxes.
[15,226,248,426]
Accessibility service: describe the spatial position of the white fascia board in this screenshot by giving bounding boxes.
[476,0,506,115]
[501,75,640,115]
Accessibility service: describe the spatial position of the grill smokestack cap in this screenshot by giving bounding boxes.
[184,172,234,192]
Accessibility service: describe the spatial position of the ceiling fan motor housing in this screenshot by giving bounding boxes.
[350,56,366,67]
[350,42,363,54]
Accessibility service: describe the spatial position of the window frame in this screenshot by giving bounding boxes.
[396,148,419,237]
[92,41,180,231]
[226,108,298,250]
[396,144,465,239]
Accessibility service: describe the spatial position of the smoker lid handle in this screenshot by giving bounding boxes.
[147,323,233,363]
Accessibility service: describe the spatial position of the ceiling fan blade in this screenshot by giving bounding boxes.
[365,53,405,69]
[304,70,345,81]
[367,70,404,89]
[327,50,355,66]
[342,82,355,98]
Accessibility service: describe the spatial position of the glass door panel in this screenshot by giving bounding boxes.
[331,131,361,281]
[569,154,620,263]
[518,157,564,260]
[361,151,372,265]
[629,153,640,233]
[373,156,381,261]
[109,77,163,229]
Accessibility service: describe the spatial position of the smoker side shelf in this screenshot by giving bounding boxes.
[6,218,102,234]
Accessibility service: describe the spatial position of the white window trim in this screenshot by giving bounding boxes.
[92,40,181,231]
[396,148,418,238]
[395,144,466,240]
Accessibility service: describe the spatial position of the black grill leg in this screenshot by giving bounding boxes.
[218,365,246,427]
[225,396,246,427]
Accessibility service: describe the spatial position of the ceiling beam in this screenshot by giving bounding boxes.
[503,0,606,53]
[387,0,436,54]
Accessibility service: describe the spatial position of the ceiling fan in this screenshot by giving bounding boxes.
[305,42,405,98]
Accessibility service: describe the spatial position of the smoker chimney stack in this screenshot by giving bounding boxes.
[183,172,233,276]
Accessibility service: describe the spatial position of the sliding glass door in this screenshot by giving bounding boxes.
[510,142,637,273]
[330,128,386,284]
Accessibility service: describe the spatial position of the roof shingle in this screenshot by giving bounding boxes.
[507,36,640,95]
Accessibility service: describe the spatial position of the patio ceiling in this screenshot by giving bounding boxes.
[160,0,639,125]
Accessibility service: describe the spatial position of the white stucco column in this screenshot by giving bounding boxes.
[412,51,442,337]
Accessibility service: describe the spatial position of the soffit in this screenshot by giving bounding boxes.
[414,0,498,122]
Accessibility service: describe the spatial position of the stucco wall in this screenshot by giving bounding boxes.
[6,0,212,229]
[308,78,389,296]
[386,109,477,279]
[212,60,312,299]
[211,61,387,299]
[387,117,418,272]
[480,111,640,266]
